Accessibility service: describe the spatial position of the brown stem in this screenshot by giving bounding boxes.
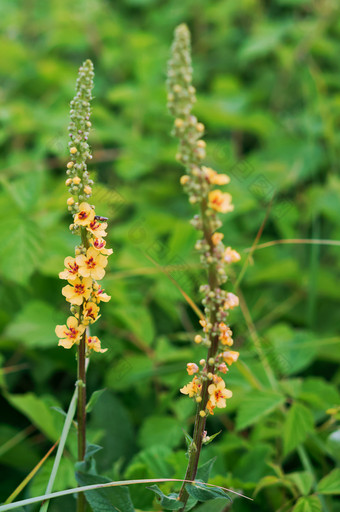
[76,333,87,512]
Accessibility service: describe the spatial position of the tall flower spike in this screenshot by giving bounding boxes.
[56,59,111,355]
[167,25,240,509]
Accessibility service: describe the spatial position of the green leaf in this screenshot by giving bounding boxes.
[5,301,63,348]
[326,430,340,462]
[316,468,340,495]
[147,485,183,510]
[86,389,106,413]
[203,431,222,446]
[139,416,183,449]
[196,457,217,483]
[287,472,314,496]
[186,482,231,503]
[0,216,41,284]
[292,495,322,512]
[283,403,314,455]
[236,390,285,430]
[5,392,61,442]
[254,475,281,496]
[194,499,230,512]
[76,472,135,512]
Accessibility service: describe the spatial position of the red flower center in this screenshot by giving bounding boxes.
[75,284,85,295]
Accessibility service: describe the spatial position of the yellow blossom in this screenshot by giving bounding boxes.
[208,378,232,411]
[224,292,239,310]
[223,246,241,264]
[186,362,199,375]
[73,176,81,185]
[74,202,95,227]
[194,334,202,344]
[180,175,190,185]
[67,197,74,206]
[70,147,77,154]
[55,316,85,349]
[203,166,230,186]
[59,256,80,281]
[76,301,100,325]
[180,376,201,397]
[92,284,111,303]
[211,232,224,245]
[62,277,92,305]
[86,219,108,238]
[221,350,239,366]
[86,335,107,353]
[219,322,233,346]
[91,237,113,255]
[84,185,92,195]
[67,162,74,169]
[208,190,234,214]
[76,247,108,280]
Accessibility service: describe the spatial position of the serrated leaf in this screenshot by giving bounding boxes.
[76,472,135,512]
[283,403,314,455]
[0,217,41,284]
[236,390,285,430]
[86,389,106,413]
[316,468,340,494]
[186,482,231,503]
[147,484,183,510]
[292,495,322,512]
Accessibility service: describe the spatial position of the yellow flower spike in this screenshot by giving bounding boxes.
[62,277,92,305]
[86,335,107,353]
[208,190,234,213]
[59,256,80,280]
[74,202,95,226]
[76,247,108,280]
[55,316,85,349]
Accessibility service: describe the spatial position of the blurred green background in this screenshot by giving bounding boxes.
[0,0,340,511]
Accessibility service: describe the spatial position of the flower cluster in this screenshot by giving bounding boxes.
[167,25,240,417]
[55,60,111,355]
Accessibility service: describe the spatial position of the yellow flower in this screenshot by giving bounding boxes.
[203,166,230,186]
[208,378,232,411]
[219,322,233,346]
[93,284,111,303]
[222,350,239,366]
[86,219,107,238]
[76,247,108,280]
[186,362,199,375]
[74,202,95,227]
[208,190,234,213]
[86,335,107,353]
[59,256,80,281]
[91,237,113,255]
[211,232,224,245]
[223,247,241,264]
[55,316,85,349]
[62,277,92,305]
[224,292,239,310]
[180,175,190,185]
[180,376,201,397]
[76,301,100,325]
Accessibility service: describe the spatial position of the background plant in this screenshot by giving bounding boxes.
[0,1,340,511]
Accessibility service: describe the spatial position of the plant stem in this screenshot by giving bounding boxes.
[76,334,86,512]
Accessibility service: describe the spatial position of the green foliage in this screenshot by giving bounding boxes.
[76,473,136,512]
[0,1,339,511]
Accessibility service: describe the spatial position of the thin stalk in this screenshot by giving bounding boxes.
[77,336,87,512]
